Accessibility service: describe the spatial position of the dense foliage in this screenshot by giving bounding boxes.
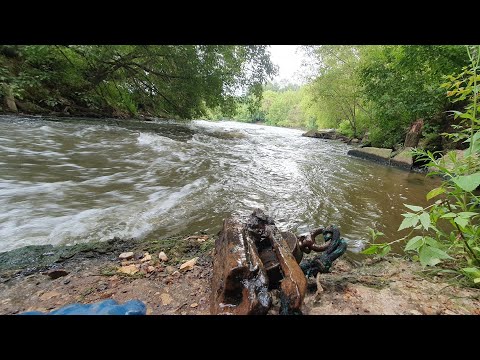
[210,45,469,149]
[363,46,480,286]
[0,45,276,119]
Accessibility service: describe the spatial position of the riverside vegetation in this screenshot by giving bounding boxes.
[362,46,480,287]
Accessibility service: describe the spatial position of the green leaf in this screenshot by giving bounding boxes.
[419,212,431,230]
[404,204,423,212]
[419,245,443,267]
[440,212,457,218]
[428,246,452,260]
[426,187,446,201]
[379,245,391,257]
[474,278,480,284]
[398,215,419,231]
[361,245,379,255]
[452,173,480,192]
[405,236,424,251]
[454,216,469,228]
[462,267,480,280]
[425,237,440,248]
[457,212,478,219]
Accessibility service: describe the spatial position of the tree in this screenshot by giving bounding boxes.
[0,45,277,119]
[301,45,369,137]
[359,45,468,146]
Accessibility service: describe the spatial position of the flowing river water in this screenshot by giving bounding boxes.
[0,115,440,254]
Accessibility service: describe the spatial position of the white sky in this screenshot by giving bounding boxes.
[269,45,305,85]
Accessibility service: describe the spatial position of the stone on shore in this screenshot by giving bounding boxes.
[302,129,337,139]
[347,147,393,164]
[118,252,134,260]
[391,147,413,169]
[158,252,168,262]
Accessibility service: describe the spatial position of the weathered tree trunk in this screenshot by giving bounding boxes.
[211,209,307,315]
[210,217,271,315]
[404,118,424,147]
[2,85,17,112]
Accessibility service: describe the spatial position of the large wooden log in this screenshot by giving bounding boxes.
[210,217,271,315]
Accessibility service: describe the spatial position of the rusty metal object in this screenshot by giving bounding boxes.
[300,225,348,277]
[210,209,307,315]
[210,217,271,315]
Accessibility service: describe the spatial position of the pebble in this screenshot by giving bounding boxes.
[190,303,198,308]
[118,252,134,260]
[165,266,175,274]
[141,253,152,262]
[158,252,168,262]
[180,257,198,272]
[160,293,173,306]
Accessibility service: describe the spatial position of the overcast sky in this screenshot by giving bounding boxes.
[269,45,305,85]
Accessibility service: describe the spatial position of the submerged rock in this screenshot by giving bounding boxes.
[391,147,413,169]
[302,129,337,139]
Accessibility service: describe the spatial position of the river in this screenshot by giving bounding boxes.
[0,115,440,254]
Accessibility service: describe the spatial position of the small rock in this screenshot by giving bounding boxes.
[165,266,175,274]
[147,266,156,273]
[134,252,144,260]
[43,269,69,279]
[181,311,187,315]
[63,279,71,285]
[141,253,152,262]
[117,264,139,275]
[160,293,173,306]
[186,235,209,242]
[158,252,168,262]
[118,252,134,260]
[190,303,198,308]
[154,292,160,296]
[97,282,108,291]
[409,310,422,315]
[180,257,198,272]
[39,291,61,301]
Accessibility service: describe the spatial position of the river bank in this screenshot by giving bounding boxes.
[1,235,479,315]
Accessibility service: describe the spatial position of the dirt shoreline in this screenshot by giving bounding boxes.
[1,235,479,315]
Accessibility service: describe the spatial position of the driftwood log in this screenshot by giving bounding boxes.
[210,209,307,315]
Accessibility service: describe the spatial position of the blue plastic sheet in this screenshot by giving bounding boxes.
[20,299,146,315]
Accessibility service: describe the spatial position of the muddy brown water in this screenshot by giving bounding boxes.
[0,115,440,255]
